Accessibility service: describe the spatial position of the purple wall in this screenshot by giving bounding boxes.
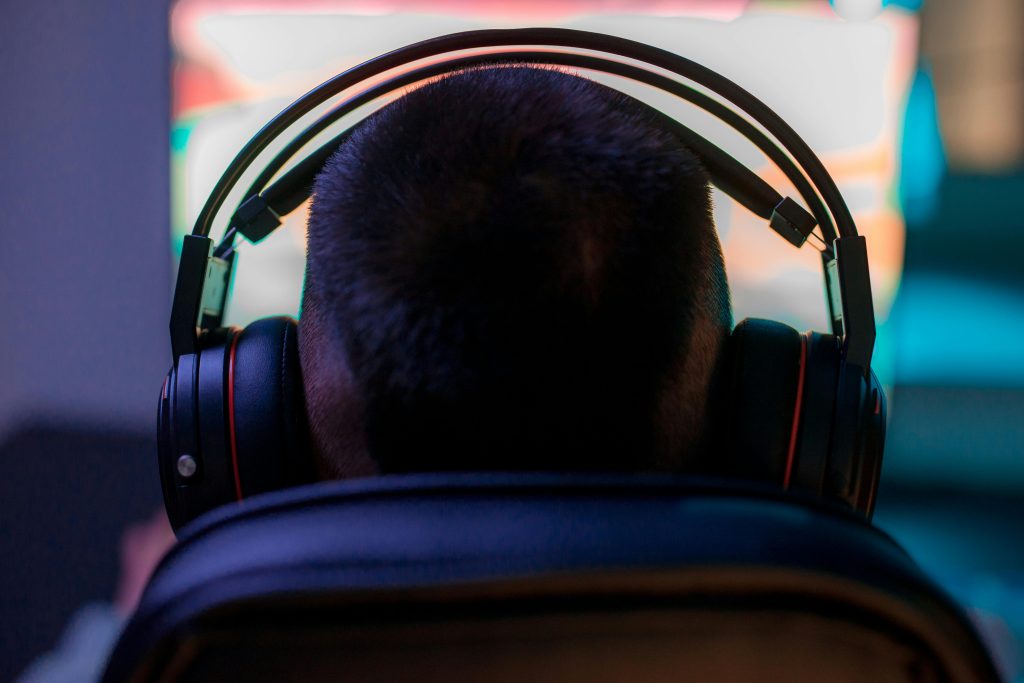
[0,0,170,438]
[0,2,171,676]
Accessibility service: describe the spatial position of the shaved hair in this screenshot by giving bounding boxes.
[300,66,731,478]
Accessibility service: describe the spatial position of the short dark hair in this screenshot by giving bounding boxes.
[302,65,730,474]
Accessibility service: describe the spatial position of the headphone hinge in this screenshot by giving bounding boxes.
[833,236,876,373]
[769,196,815,248]
[824,254,844,338]
[199,250,234,331]
[233,194,282,244]
[170,235,213,359]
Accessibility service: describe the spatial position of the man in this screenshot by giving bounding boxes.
[299,65,732,480]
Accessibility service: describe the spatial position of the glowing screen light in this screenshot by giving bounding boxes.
[171,0,917,388]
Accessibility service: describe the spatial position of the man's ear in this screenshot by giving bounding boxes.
[298,305,378,480]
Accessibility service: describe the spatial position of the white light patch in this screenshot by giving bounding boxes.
[832,0,885,22]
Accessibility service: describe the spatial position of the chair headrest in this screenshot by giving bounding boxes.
[103,473,1000,682]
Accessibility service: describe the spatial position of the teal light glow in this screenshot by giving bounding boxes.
[829,0,924,10]
[890,274,1024,386]
[899,66,946,226]
[170,118,199,258]
[885,0,924,10]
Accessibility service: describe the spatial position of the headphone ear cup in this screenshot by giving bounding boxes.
[717,322,883,517]
[718,318,803,486]
[228,316,313,499]
[825,360,886,517]
[159,328,240,532]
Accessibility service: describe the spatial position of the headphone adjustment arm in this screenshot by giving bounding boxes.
[834,236,876,374]
[170,235,236,359]
[170,235,212,359]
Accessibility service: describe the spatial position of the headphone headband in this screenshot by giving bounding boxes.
[225,51,834,250]
[172,28,874,373]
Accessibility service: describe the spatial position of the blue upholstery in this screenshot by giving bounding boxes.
[103,474,1000,682]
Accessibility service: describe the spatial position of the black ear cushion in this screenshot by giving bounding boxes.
[790,332,840,496]
[229,316,313,499]
[857,369,887,516]
[719,318,803,486]
[827,361,879,514]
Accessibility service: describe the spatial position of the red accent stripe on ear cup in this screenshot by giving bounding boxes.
[783,334,808,489]
[227,332,244,502]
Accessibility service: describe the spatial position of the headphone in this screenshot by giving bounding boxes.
[158,28,887,532]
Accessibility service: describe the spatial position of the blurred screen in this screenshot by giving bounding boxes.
[170,0,917,387]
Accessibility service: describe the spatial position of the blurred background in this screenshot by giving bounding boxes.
[2,0,1023,679]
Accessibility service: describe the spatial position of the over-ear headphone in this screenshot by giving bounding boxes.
[158,28,886,532]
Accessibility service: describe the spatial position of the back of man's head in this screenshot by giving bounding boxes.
[300,65,731,478]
